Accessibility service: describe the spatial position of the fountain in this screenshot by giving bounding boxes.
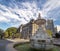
[30,13,53,50]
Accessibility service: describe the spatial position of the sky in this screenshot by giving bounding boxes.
[0,0,60,30]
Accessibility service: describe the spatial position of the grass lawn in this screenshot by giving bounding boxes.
[15,43,59,51]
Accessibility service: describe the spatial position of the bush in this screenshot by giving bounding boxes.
[55,33,60,38]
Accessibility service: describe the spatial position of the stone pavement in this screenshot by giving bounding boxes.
[0,38,60,51]
[6,43,17,51]
[6,38,29,51]
[0,39,13,51]
[0,38,29,51]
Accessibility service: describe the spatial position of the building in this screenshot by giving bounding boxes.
[18,13,42,39]
[56,25,60,32]
[54,27,57,33]
[17,13,55,39]
[20,19,39,39]
[46,19,55,36]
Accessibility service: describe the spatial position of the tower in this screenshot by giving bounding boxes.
[38,13,41,19]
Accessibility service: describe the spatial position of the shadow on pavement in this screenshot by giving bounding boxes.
[0,39,14,51]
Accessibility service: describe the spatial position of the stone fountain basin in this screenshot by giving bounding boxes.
[30,39,53,50]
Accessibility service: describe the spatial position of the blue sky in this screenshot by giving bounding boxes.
[0,0,60,30]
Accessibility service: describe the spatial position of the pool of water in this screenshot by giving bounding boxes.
[15,43,59,51]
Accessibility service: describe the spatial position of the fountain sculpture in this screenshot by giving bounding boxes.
[30,13,53,50]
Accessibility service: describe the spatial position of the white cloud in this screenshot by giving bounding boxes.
[0,0,60,28]
[13,2,39,20]
[0,4,21,21]
[0,15,10,22]
[42,0,60,12]
[0,1,39,27]
[41,0,60,20]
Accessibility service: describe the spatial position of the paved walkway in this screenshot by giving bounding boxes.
[53,38,60,45]
[0,38,60,51]
[0,38,29,51]
[6,38,29,43]
[0,39,13,51]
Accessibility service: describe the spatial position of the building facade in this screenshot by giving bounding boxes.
[56,25,60,32]
[46,19,55,36]
[19,19,40,39]
[17,13,55,39]
[17,13,43,39]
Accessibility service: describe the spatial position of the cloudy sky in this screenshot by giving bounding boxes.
[0,0,60,30]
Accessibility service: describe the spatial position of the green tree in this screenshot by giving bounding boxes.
[5,27,17,38]
[0,29,4,39]
[46,30,52,37]
[14,33,20,38]
[4,31,8,38]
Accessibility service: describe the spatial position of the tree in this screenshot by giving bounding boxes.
[13,33,20,38]
[46,30,52,37]
[0,29,4,39]
[5,27,17,38]
[4,31,8,38]
[55,33,60,38]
